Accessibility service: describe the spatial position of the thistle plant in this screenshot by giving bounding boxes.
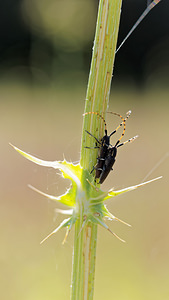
[11,0,162,299]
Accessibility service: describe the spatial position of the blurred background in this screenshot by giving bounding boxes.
[1,0,169,299]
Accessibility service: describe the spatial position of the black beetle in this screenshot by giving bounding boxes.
[83,111,135,183]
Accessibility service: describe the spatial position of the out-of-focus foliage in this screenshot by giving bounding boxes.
[0,0,168,88]
[22,0,96,50]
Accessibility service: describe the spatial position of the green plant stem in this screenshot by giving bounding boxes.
[71,1,122,299]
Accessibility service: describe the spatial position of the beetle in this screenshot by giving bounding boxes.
[84,112,110,180]
[99,134,138,184]
[83,111,133,183]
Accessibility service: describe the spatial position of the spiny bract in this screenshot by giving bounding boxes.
[10,144,161,244]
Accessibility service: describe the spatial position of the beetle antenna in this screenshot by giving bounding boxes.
[83,112,107,134]
[108,110,131,142]
[117,135,139,148]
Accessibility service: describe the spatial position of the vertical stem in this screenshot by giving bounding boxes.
[81,0,123,169]
[83,222,97,299]
[71,1,122,299]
